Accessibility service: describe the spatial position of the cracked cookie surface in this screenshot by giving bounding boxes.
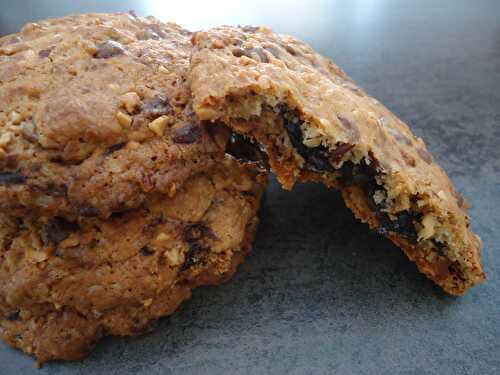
[189,26,484,295]
[0,13,228,219]
[0,156,267,363]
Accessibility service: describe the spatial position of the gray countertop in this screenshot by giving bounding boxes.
[1,1,499,374]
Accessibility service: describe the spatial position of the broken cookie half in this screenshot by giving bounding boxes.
[189,25,485,295]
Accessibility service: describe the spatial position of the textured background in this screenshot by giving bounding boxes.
[1,1,499,374]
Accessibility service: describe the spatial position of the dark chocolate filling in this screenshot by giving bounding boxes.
[283,115,418,241]
[225,133,270,169]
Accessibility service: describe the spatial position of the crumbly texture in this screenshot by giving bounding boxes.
[0,13,228,219]
[189,26,485,295]
[0,156,267,363]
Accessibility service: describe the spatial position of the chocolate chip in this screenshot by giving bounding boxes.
[417,147,433,164]
[331,143,355,164]
[95,40,125,59]
[78,205,102,217]
[283,115,335,172]
[140,246,154,256]
[264,45,283,59]
[173,123,202,144]
[241,26,260,33]
[232,47,269,63]
[38,46,54,58]
[377,211,418,241]
[0,172,26,185]
[338,161,376,187]
[5,310,20,321]
[142,95,171,118]
[225,133,269,169]
[183,224,209,243]
[232,47,253,59]
[252,48,269,63]
[282,43,297,56]
[105,142,126,155]
[42,217,79,245]
[182,242,208,271]
[433,241,447,256]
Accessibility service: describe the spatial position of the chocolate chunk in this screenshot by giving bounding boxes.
[173,123,202,144]
[377,211,418,241]
[252,48,269,63]
[95,40,125,59]
[339,159,418,241]
[225,133,269,169]
[241,26,260,33]
[338,161,376,187]
[282,43,297,56]
[283,115,334,172]
[40,183,67,197]
[0,172,26,185]
[183,224,209,243]
[264,45,282,59]
[433,241,448,256]
[417,147,433,164]
[233,47,269,63]
[105,142,126,155]
[38,46,54,58]
[140,246,154,256]
[43,217,79,245]
[78,205,102,217]
[181,224,214,270]
[5,310,20,321]
[182,242,208,270]
[232,47,253,59]
[331,143,355,164]
[142,95,171,118]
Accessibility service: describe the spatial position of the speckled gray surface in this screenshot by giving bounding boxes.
[1,1,499,374]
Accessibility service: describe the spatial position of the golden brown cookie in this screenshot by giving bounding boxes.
[189,26,485,295]
[0,156,267,363]
[0,13,228,219]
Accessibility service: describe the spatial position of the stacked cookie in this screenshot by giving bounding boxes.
[0,14,266,362]
[0,12,485,363]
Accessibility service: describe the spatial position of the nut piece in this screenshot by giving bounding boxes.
[116,111,132,128]
[156,232,171,242]
[148,115,169,136]
[126,140,140,150]
[9,111,22,125]
[143,298,153,307]
[0,132,12,147]
[164,246,184,266]
[120,92,141,113]
[418,213,437,241]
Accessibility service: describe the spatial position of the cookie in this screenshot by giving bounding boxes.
[0,13,228,219]
[0,156,267,363]
[189,26,485,295]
